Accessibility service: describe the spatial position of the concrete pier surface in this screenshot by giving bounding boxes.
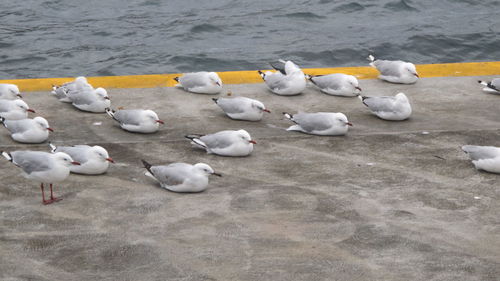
[1,76,499,281]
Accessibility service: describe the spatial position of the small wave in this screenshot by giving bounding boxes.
[278,12,325,20]
[334,2,366,13]
[190,24,223,33]
[384,0,419,12]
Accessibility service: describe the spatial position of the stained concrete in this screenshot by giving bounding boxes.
[1,76,499,281]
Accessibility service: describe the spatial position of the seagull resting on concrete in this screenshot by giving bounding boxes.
[368,55,419,84]
[185,129,256,156]
[105,108,164,133]
[174,72,223,94]
[0,99,35,120]
[212,96,270,121]
[49,143,114,175]
[462,145,500,174]
[258,60,306,96]
[283,112,352,135]
[306,73,361,96]
[1,116,53,143]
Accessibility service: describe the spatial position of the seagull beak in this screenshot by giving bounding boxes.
[106,157,115,163]
[27,109,36,113]
[346,122,353,126]
[212,172,222,177]
[249,140,257,144]
[156,120,164,124]
[47,127,54,132]
[215,81,221,87]
[355,86,362,91]
[71,161,81,165]
[16,94,22,98]
[414,73,419,78]
[104,96,110,100]
[263,109,271,113]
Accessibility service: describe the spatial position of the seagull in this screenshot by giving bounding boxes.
[306,73,361,96]
[185,129,256,156]
[66,87,111,113]
[0,116,53,143]
[105,108,164,133]
[141,159,221,193]
[368,55,419,84]
[49,143,114,175]
[478,78,500,94]
[51,76,93,102]
[258,60,306,96]
[173,72,223,94]
[0,99,35,120]
[283,112,352,135]
[462,145,500,174]
[0,83,22,100]
[2,150,80,204]
[359,92,412,121]
[212,97,270,121]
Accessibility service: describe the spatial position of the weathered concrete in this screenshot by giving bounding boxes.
[1,76,499,281]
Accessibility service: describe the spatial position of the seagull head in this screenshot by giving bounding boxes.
[144,110,164,125]
[14,99,35,113]
[237,129,256,144]
[252,101,271,113]
[95,88,110,101]
[208,72,222,87]
[7,84,22,99]
[336,113,352,127]
[405,63,419,78]
[92,146,114,163]
[194,163,222,177]
[34,117,53,132]
[347,75,362,92]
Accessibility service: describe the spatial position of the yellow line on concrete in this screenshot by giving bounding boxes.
[1,61,499,92]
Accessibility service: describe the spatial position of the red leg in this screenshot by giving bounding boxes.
[40,183,47,204]
[42,183,62,205]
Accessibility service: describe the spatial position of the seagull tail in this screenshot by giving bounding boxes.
[257,70,266,80]
[0,117,5,127]
[173,77,179,82]
[1,151,12,162]
[212,98,219,104]
[283,112,298,124]
[367,54,376,67]
[141,159,154,174]
[48,142,57,153]
[105,107,119,122]
[185,135,208,149]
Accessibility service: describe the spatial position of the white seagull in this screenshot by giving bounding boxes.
[185,129,256,157]
[66,87,111,113]
[359,92,412,121]
[306,73,361,96]
[105,108,164,133]
[212,97,271,121]
[0,116,53,143]
[142,159,221,193]
[0,83,22,100]
[0,99,36,120]
[478,78,500,94]
[258,60,306,96]
[51,76,93,102]
[368,55,419,84]
[49,143,114,175]
[174,72,223,94]
[462,145,500,174]
[283,112,352,136]
[1,150,80,204]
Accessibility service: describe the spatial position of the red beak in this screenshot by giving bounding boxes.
[263,109,271,113]
[71,161,81,165]
[104,96,110,100]
[27,109,36,113]
[249,140,257,144]
[106,157,115,163]
[156,120,164,124]
[47,128,54,132]
[355,87,362,91]
[346,122,353,126]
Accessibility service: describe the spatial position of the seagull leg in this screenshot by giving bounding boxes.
[42,183,62,205]
[40,183,48,204]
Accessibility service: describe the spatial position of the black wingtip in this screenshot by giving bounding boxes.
[141,159,153,173]
[212,98,218,103]
[173,77,179,82]
[0,117,5,125]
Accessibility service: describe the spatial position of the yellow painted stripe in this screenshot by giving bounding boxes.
[1,61,499,92]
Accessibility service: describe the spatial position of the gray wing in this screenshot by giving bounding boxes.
[462,145,500,161]
[113,110,143,125]
[269,61,286,75]
[200,131,236,149]
[10,151,52,174]
[151,163,192,186]
[362,96,396,112]
[310,74,343,90]
[55,145,91,164]
[374,60,404,77]
[67,89,97,106]
[179,72,209,88]
[292,113,334,132]
[489,78,500,90]
[3,119,32,134]
[216,98,247,114]
[264,72,288,90]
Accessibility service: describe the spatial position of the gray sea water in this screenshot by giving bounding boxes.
[0,0,499,79]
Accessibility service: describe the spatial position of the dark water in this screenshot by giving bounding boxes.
[0,0,499,79]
